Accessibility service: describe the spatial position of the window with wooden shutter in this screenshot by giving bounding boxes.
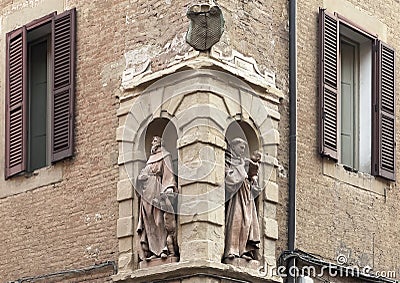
[320,9,339,160]
[51,8,76,162]
[4,9,76,179]
[319,8,396,181]
[373,42,396,181]
[5,27,27,179]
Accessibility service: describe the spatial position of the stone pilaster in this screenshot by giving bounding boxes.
[177,129,226,263]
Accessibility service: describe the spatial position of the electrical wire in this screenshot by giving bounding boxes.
[9,260,117,283]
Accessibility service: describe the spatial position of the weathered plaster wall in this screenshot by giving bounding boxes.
[296,0,400,280]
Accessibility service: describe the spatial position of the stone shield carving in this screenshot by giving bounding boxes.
[186,4,224,51]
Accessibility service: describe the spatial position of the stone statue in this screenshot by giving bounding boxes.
[136,136,179,262]
[224,138,261,261]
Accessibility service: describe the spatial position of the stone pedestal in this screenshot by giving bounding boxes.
[223,257,261,270]
[139,256,179,269]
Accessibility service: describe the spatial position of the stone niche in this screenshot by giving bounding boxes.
[114,51,283,283]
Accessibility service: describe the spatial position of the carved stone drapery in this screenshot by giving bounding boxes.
[135,136,179,267]
[224,138,261,262]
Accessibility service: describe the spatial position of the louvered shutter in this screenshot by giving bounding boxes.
[51,8,76,162]
[373,42,396,181]
[319,9,339,160]
[5,27,27,178]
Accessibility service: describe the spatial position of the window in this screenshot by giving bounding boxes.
[340,29,373,173]
[319,9,395,181]
[5,9,76,179]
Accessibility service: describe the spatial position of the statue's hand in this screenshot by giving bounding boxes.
[138,174,148,181]
[251,184,262,197]
[152,198,160,206]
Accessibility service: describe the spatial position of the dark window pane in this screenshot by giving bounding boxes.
[28,39,47,171]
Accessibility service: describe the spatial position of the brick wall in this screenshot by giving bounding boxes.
[0,0,123,281]
[296,0,400,278]
[0,0,289,282]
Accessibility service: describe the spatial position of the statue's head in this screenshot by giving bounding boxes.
[151,136,162,153]
[230,137,247,157]
[251,150,262,162]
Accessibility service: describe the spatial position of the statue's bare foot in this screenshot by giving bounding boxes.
[145,255,157,261]
[160,252,168,259]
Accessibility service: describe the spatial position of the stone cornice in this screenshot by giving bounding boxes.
[121,49,282,99]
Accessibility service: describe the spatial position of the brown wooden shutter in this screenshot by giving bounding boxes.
[373,42,396,181]
[51,8,76,162]
[5,27,27,178]
[319,9,339,160]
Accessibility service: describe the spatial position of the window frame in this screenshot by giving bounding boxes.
[4,8,76,179]
[319,8,396,181]
[339,36,360,170]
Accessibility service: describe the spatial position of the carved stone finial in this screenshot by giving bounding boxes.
[186,3,224,51]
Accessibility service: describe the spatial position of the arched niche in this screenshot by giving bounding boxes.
[143,118,178,176]
[223,119,263,263]
[135,117,180,265]
[225,121,263,213]
[225,120,260,156]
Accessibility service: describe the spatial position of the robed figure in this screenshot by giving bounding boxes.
[136,136,179,261]
[224,137,261,261]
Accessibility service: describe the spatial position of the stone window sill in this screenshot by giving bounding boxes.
[322,159,392,195]
[1,164,63,199]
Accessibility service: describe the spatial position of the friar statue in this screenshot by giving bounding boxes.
[136,136,179,262]
[224,137,261,261]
